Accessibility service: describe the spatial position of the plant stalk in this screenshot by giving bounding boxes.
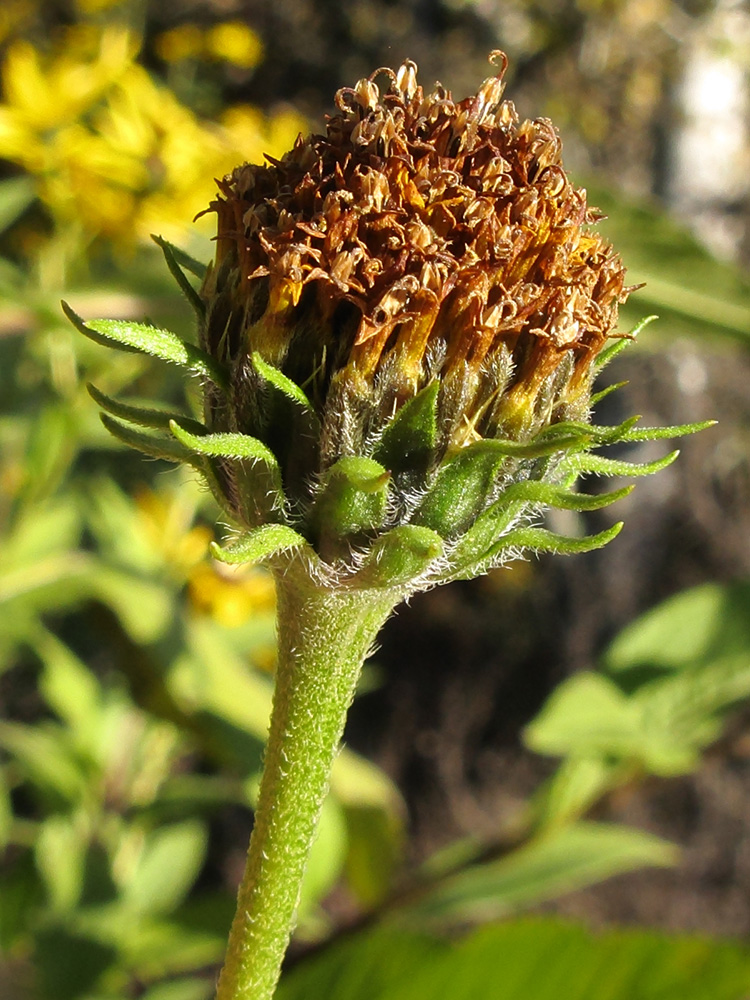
[214,566,397,1000]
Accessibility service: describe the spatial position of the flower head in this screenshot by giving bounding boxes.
[202,51,628,459]
[70,53,708,590]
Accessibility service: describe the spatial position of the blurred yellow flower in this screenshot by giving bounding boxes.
[133,484,276,630]
[155,21,262,69]
[188,562,276,630]
[0,23,306,250]
[204,21,262,68]
[153,23,205,63]
[134,485,213,577]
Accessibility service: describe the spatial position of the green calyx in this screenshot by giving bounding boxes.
[65,244,714,595]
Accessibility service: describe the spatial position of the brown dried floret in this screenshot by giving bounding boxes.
[200,52,630,454]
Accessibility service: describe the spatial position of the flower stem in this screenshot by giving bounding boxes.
[214,566,397,1000]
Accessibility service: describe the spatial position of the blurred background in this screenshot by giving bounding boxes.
[2,1,750,998]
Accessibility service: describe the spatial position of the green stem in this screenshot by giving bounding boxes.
[214,566,397,1000]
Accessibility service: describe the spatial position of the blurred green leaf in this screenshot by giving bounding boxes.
[0,850,45,950]
[604,583,750,675]
[344,804,404,907]
[34,925,117,1000]
[0,721,88,805]
[123,820,208,915]
[35,629,102,743]
[35,813,87,912]
[588,182,750,343]
[409,822,676,925]
[280,917,750,1000]
[140,978,213,1000]
[298,795,348,922]
[525,673,642,759]
[530,756,623,832]
[90,566,175,644]
[0,176,36,233]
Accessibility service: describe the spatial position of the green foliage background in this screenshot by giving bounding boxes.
[1,1,750,998]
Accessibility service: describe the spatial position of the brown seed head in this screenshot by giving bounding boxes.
[200,52,629,455]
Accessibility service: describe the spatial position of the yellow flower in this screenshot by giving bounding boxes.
[153,24,205,63]
[0,24,306,250]
[204,22,263,69]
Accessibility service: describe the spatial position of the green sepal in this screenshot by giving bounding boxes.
[169,421,279,467]
[413,442,509,538]
[100,414,194,465]
[151,234,205,317]
[169,421,285,514]
[590,381,628,406]
[210,524,311,566]
[373,381,439,475]
[595,315,657,371]
[486,521,624,564]
[566,450,680,478]
[313,457,391,547]
[451,481,633,571]
[62,302,227,388]
[472,432,591,460]
[150,234,207,278]
[615,419,716,443]
[87,383,206,434]
[252,352,315,414]
[352,525,444,589]
[538,415,641,448]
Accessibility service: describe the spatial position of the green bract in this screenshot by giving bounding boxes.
[66,282,708,600]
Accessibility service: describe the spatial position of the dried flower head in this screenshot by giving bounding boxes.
[201,51,628,459]
[68,53,707,589]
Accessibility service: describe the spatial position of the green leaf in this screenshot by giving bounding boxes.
[35,629,101,739]
[87,383,205,434]
[0,175,36,233]
[210,524,310,566]
[374,381,439,475]
[343,803,404,907]
[150,235,207,278]
[590,380,628,406]
[409,821,676,924]
[90,566,175,644]
[140,978,213,1000]
[524,672,642,761]
[100,414,194,464]
[493,521,624,559]
[615,420,716,444]
[297,795,348,921]
[235,915,750,1000]
[313,457,391,544]
[151,234,205,316]
[531,757,622,831]
[252,351,314,412]
[169,421,279,470]
[123,821,208,915]
[35,814,87,912]
[353,525,443,588]
[0,721,88,804]
[452,481,631,572]
[604,582,750,674]
[34,925,118,1000]
[524,669,721,777]
[169,421,284,510]
[62,302,227,387]
[594,316,657,370]
[566,449,679,478]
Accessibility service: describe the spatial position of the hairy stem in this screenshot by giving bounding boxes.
[214,566,397,1000]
